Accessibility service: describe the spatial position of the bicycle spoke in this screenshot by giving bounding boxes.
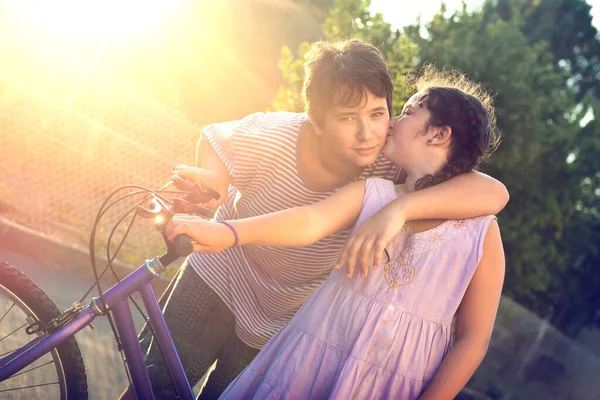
[0,303,16,324]
[0,322,29,343]
[4,359,55,380]
[0,336,42,358]
[0,261,88,398]
[0,380,60,392]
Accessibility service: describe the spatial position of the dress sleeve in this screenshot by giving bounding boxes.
[369,178,398,209]
[475,215,499,262]
[350,178,397,233]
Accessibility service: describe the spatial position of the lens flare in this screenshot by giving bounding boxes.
[9,0,189,40]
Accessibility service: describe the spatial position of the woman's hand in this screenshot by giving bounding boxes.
[166,214,236,253]
[173,164,227,210]
[336,202,407,279]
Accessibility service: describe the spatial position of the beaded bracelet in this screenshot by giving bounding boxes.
[219,221,239,247]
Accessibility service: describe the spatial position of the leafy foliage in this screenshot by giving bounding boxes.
[272,0,600,333]
[270,0,419,114]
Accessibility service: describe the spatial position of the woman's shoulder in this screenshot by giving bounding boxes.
[464,215,497,228]
[442,216,498,253]
[361,178,398,209]
[442,215,497,235]
[365,177,396,191]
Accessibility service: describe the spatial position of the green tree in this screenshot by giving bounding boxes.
[272,0,600,332]
[482,0,600,332]
[492,0,600,101]
[407,5,600,331]
[548,99,600,334]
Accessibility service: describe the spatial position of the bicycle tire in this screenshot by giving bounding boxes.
[0,260,88,399]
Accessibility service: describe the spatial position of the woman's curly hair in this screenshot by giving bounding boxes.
[409,66,501,191]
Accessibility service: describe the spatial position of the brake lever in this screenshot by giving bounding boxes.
[190,180,220,203]
[134,177,219,258]
[171,174,220,204]
[172,198,214,218]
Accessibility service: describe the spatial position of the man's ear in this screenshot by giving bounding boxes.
[307,111,324,136]
[431,126,452,146]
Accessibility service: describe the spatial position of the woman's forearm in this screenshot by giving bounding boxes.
[168,181,365,252]
[233,206,327,247]
[400,171,509,221]
[418,339,488,400]
[232,180,365,247]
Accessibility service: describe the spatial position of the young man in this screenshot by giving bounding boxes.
[126,40,509,399]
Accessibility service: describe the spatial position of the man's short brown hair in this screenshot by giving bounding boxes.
[303,40,394,127]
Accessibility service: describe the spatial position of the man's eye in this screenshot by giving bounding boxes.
[340,117,354,122]
[372,112,385,118]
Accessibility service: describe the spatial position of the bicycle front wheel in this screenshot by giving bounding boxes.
[0,260,88,399]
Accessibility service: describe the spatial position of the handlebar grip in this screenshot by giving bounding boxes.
[173,234,194,258]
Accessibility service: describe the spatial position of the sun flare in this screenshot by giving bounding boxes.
[9,0,190,40]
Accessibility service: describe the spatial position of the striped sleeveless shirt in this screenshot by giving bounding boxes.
[189,111,401,349]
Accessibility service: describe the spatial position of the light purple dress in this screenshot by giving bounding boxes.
[220,178,496,399]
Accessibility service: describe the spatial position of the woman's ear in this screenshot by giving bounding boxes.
[430,126,452,146]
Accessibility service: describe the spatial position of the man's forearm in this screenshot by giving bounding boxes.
[399,171,508,221]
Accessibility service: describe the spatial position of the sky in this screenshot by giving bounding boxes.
[370,0,600,29]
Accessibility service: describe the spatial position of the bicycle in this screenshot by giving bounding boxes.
[0,175,219,399]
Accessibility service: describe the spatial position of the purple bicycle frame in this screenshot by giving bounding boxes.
[0,255,194,399]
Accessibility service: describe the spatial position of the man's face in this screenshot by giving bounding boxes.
[317,89,390,169]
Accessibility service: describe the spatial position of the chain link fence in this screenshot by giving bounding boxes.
[1,35,200,267]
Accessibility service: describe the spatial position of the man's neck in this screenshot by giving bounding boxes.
[297,122,364,190]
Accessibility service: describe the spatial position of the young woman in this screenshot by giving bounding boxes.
[167,68,506,399]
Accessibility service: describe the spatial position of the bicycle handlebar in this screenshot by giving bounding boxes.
[134,174,219,261]
[173,234,194,257]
